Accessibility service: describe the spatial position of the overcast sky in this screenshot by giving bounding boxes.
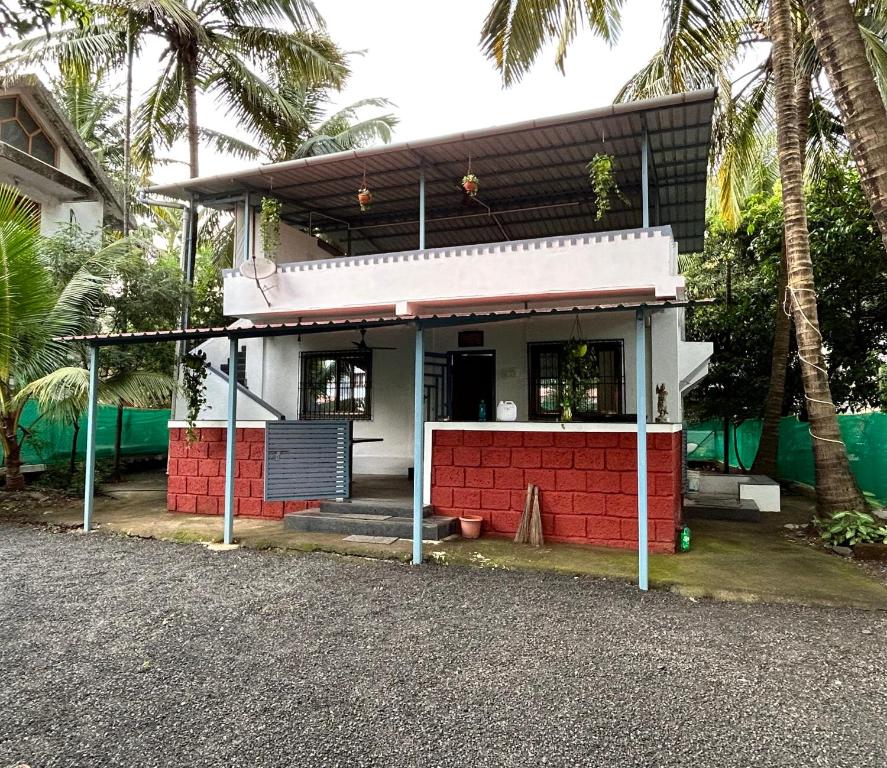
[146,0,664,183]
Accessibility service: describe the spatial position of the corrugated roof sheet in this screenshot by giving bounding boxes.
[147,90,715,254]
[58,299,715,346]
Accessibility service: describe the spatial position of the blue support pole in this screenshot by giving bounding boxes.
[223,336,238,545]
[635,308,649,591]
[641,130,650,229]
[412,321,424,565]
[242,193,251,263]
[418,170,426,250]
[82,344,100,532]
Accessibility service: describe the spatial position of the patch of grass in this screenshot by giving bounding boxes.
[167,529,219,545]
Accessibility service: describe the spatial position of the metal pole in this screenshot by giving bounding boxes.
[412,321,424,565]
[83,344,100,532]
[418,169,426,250]
[223,336,238,545]
[641,130,650,229]
[635,308,649,591]
[242,193,251,264]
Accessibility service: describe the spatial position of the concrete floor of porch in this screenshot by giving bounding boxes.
[6,472,886,610]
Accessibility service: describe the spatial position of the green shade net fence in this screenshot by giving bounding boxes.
[686,412,887,504]
[7,402,171,466]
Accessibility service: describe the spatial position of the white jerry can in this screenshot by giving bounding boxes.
[496,400,518,422]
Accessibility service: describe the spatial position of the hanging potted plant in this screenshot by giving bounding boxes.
[462,171,479,197]
[259,196,281,260]
[181,349,208,443]
[586,153,624,221]
[560,318,598,423]
[357,186,373,212]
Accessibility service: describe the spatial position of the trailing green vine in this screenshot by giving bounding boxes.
[259,196,282,260]
[182,349,208,443]
[587,153,622,221]
[560,339,598,422]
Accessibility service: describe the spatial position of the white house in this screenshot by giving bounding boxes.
[145,89,716,559]
[0,74,124,235]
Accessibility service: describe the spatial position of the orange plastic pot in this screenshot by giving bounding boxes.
[459,515,483,539]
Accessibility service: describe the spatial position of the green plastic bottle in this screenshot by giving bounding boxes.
[478,399,487,421]
[679,526,691,552]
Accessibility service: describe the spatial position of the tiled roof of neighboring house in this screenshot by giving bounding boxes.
[147,89,715,254]
[57,298,716,346]
[0,74,126,226]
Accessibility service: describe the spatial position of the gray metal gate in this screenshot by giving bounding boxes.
[264,421,351,500]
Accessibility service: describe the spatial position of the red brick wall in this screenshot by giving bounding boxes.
[166,427,315,519]
[431,429,682,553]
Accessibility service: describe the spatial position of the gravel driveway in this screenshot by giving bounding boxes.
[1,522,885,768]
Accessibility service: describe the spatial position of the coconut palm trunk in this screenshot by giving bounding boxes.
[183,45,200,178]
[2,411,24,490]
[769,0,866,514]
[803,0,887,256]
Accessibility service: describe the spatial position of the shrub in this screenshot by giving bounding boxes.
[815,510,887,547]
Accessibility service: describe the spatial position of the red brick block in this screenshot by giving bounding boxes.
[540,491,573,514]
[453,447,482,467]
[492,431,523,447]
[243,429,264,443]
[251,479,265,498]
[453,487,481,509]
[653,520,677,543]
[481,489,512,510]
[199,459,220,477]
[620,472,639,495]
[523,431,554,447]
[606,450,636,471]
[494,468,525,490]
[248,442,264,460]
[553,515,586,539]
[585,470,621,494]
[432,447,453,466]
[238,497,262,517]
[649,496,679,521]
[556,469,586,492]
[652,432,675,451]
[178,458,198,477]
[185,440,209,458]
[586,432,620,448]
[435,430,464,446]
[235,478,251,498]
[177,494,196,513]
[464,467,493,488]
[435,466,465,487]
[587,515,622,540]
[200,427,223,442]
[186,475,208,495]
[573,492,606,514]
[554,432,585,447]
[195,495,218,515]
[647,450,674,472]
[620,519,642,542]
[166,491,177,511]
[652,473,675,497]
[542,448,573,469]
[239,460,263,479]
[207,441,228,459]
[606,494,637,518]
[167,458,178,476]
[464,431,494,447]
[167,475,186,494]
[207,476,226,497]
[510,448,541,468]
[262,501,284,519]
[523,468,557,491]
[169,428,182,441]
[480,448,512,467]
[431,486,453,507]
[510,490,529,510]
[168,440,186,458]
[619,433,637,449]
[284,501,308,513]
[491,510,521,533]
[574,448,605,470]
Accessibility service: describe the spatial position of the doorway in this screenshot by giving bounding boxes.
[449,351,495,422]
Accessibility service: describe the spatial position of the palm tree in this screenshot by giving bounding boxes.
[0,186,104,488]
[3,0,348,179]
[802,0,887,257]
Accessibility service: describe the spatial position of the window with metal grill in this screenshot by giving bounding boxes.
[528,341,624,419]
[300,349,372,420]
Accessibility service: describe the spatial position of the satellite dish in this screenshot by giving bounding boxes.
[240,258,277,280]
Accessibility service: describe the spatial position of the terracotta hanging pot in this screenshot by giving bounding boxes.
[462,173,479,197]
[357,187,373,212]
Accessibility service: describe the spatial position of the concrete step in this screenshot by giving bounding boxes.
[319,499,432,519]
[284,509,459,540]
[684,493,761,522]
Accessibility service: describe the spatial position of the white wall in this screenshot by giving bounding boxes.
[233,208,341,267]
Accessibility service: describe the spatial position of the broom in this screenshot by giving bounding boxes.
[514,483,534,544]
[528,484,544,547]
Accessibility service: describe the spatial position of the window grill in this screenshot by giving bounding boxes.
[528,341,624,419]
[300,349,372,420]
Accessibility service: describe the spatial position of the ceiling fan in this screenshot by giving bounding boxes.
[352,329,396,351]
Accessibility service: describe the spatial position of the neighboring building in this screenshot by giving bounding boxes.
[0,74,124,235]
[150,89,716,554]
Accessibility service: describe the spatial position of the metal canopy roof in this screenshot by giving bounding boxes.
[147,89,715,254]
[58,299,714,346]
